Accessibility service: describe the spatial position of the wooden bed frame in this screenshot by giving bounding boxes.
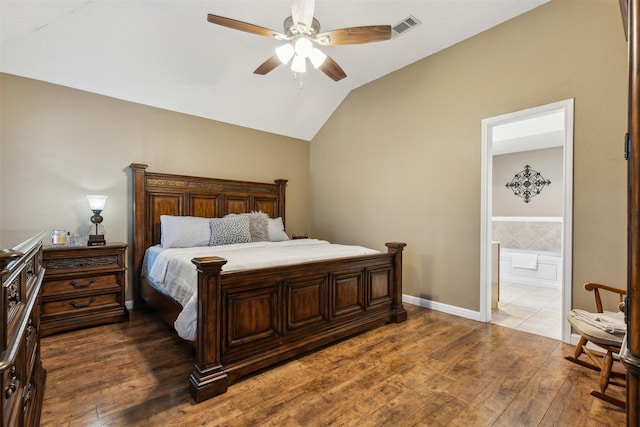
[130,163,407,403]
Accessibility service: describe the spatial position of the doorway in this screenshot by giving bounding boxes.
[480,99,574,343]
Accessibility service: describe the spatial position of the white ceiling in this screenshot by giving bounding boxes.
[493,111,565,155]
[0,0,549,141]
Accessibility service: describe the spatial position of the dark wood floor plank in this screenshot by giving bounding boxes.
[39,304,626,426]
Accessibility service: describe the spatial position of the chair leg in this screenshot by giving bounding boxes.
[575,336,587,359]
[565,339,604,373]
[599,350,614,393]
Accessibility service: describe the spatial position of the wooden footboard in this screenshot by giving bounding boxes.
[189,243,406,403]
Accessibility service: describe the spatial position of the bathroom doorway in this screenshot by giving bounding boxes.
[480,99,574,343]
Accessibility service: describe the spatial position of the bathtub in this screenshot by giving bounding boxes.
[499,248,562,289]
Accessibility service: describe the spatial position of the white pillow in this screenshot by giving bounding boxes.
[160,215,211,248]
[209,216,252,246]
[268,217,289,242]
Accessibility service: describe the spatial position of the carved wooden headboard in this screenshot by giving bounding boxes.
[129,163,287,307]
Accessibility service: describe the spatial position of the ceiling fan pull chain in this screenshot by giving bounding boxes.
[293,71,304,90]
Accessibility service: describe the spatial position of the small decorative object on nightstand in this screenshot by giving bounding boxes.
[41,242,128,336]
[86,194,108,246]
[292,233,309,239]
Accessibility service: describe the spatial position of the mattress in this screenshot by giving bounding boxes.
[142,239,380,340]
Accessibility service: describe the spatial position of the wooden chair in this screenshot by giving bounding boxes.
[565,282,627,408]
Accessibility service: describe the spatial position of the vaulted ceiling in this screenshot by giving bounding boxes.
[0,1,549,141]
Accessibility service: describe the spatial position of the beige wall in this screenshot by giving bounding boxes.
[0,74,310,299]
[310,0,628,312]
[0,0,628,315]
[493,147,563,217]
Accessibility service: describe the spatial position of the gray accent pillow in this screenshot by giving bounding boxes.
[209,216,252,246]
[225,211,269,242]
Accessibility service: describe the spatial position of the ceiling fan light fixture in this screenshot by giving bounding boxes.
[276,43,295,64]
[308,47,326,68]
[294,37,313,58]
[291,54,307,73]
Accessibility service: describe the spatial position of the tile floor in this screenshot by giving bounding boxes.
[490,281,562,340]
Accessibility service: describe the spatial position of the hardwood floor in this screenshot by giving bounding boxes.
[39,304,625,426]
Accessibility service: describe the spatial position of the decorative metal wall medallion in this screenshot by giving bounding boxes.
[505,165,551,203]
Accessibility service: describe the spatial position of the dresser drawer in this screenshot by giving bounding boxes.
[2,365,20,426]
[3,267,24,331]
[25,249,42,295]
[43,273,120,296]
[25,315,38,379]
[42,292,121,318]
[22,375,36,426]
[2,342,23,427]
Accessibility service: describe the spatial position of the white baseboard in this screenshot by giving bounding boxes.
[403,294,577,344]
[402,294,483,321]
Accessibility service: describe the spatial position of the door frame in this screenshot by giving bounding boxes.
[480,98,574,343]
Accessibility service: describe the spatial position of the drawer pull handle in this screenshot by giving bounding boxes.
[5,366,17,399]
[26,318,34,346]
[69,278,96,289]
[23,383,32,412]
[70,298,96,309]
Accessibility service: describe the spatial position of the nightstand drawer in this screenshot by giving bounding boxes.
[42,273,120,296]
[42,292,121,318]
[43,252,124,274]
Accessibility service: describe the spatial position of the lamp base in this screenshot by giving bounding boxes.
[88,235,106,246]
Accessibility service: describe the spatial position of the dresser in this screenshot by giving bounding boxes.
[0,230,47,427]
[41,243,128,337]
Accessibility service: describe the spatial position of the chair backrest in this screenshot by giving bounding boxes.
[584,282,626,313]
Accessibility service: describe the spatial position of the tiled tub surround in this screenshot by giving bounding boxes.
[492,217,563,289]
[492,217,562,253]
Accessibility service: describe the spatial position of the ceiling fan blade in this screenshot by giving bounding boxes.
[207,14,285,39]
[254,56,281,75]
[317,25,392,45]
[319,55,347,81]
[291,0,315,30]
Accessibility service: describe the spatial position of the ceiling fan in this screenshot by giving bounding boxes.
[207,0,392,81]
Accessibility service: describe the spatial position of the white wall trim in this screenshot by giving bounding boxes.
[403,294,483,321]
[492,216,563,222]
[404,295,584,345]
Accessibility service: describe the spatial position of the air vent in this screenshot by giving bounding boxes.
[392,15,421,38]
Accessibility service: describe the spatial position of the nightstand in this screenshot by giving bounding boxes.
[41,242,128,336]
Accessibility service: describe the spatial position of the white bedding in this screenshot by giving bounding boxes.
[142,239,380,340]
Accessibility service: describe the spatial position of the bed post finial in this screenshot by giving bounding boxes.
[130,163,148,171]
